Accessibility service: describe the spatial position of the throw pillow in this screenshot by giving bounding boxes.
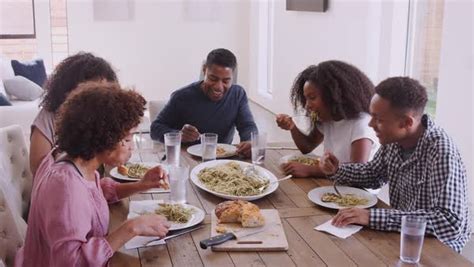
[11,59,47,87]
[3,76,43,101]
[0,80,7,97]
[0,92,11,106]
[0,57,15,80]
[0,57,14,96]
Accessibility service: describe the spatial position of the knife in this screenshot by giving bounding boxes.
[145,225,204,246]
[199,225,270,249]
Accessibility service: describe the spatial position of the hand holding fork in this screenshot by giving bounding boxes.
[319,152,341,196]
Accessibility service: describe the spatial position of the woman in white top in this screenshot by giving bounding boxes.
[276,60,379,177]
[30,52,118,176]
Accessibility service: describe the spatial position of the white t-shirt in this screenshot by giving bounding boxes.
[316,113,379,163]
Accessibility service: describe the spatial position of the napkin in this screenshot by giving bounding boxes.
[124,236,166,250]
[314,218,363,239]
[128,199,164,219]
[124,200,168,249]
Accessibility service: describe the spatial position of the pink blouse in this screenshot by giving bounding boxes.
[15,152,120,267]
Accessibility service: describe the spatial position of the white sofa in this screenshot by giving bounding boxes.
[0,57,41,141]
[0,99,40,142]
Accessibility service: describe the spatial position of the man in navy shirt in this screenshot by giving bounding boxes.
[150,48,258,158]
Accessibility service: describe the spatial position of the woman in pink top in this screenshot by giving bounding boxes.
[16,82,170,266]
[30,52,118,176]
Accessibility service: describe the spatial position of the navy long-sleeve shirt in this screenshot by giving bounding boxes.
[150,81,258,144]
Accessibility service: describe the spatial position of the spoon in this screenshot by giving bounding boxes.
[258,175,293,193]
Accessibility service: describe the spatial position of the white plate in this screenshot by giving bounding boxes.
[128,200,205,231]
[187,143,237,158]
[190,159,279,201]
[307,186,378,210]
[110,162,170,193]
[110,162,159,181]
[279,153,321,165]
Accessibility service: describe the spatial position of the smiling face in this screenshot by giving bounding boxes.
[201,64,233,102]
[303,81,332,122]
[368,94,410,145]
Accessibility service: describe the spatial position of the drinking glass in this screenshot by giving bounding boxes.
[164,132,181,166]
[153,140,166,163]
[400,215,427,264]
[168,164,189,204]
[251,131,267,165]
[201,133,218,162]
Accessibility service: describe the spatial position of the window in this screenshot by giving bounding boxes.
[0,0,35,39]
[405,0,445,116]
[0,0,69,67]
[256,0,274,97]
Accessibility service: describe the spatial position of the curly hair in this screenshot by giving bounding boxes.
[375,76,428,114]
[55,82,146,160]
[205,48,237,70]
[41,52,118,112]
[290,60,374,120]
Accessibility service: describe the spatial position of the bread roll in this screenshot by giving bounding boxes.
[215,200,242,223]
[215,200,265,227]
[241,202,265,227]
[118,165,128,176]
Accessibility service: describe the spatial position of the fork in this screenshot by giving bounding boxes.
[258,175,293,193]
[333,179,342,197]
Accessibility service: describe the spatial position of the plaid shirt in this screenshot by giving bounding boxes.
[331,115,471,252]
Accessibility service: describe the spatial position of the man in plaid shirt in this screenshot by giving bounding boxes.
[321,77,471,252]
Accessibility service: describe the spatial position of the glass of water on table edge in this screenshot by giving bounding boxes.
[164,132,181,166]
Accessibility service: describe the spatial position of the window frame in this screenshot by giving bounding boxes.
[0,0,36,39]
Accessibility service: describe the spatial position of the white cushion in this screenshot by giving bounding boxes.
[0,81,6,98]
[0,57,14,80]
[4,76,43,101]
[0,57,13,98]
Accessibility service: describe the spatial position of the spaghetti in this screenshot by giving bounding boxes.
[289,156,319,166]
[197,162,269,196]
[321,192,369,207]
[155,204,194,223]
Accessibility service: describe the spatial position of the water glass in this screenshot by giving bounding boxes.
[400,215,427,264]
[153,141,166,163]
[133,132,155,162]
[251,131,267,165]
[164,132,181,166]
[168,165,189,204]
[201,133,218,162]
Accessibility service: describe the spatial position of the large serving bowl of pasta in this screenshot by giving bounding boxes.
[190,160,279,201]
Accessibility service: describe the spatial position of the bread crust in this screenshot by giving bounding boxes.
[118,165,128,176]
[215,200,265,227]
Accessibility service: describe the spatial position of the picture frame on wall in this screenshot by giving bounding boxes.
[286,0,328,12]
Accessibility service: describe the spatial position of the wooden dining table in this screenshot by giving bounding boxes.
[108,142,472,267]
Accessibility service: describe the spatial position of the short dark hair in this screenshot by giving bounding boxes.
[375,77,428,114]
[55,81,146,160]
[41,52,118,112]
[290,60,375,120]
[205,48,237,70]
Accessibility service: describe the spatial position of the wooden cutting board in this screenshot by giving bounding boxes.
[210,209,289,251]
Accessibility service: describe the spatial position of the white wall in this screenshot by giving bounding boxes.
[248,0,408,115]
[66,0,250,101]
[34,0,53,70]
[435,0,474,221]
